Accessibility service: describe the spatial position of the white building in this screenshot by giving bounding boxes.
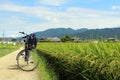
[72,37,81,42]
[47,37,61,42]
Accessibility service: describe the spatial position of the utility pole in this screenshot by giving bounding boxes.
[2,31,5,42]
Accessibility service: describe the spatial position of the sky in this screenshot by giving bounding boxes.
[0,0,120,37]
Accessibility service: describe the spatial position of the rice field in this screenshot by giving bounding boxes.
[37,42,120,80]
[0,44,22,57]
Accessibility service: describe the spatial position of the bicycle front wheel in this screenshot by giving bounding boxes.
[16,49,39,71]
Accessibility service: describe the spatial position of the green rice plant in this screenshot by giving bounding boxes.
[37,42,120,80]
[37,54,57,80]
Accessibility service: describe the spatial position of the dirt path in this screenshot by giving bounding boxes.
[0,47,40,80]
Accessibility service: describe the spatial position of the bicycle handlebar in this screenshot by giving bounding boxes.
[19,32,29,39]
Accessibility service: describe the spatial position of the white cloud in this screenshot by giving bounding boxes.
[38,0,67,6]
[112,5,120,10]
[0,3,120,37]
[9,34,18,38]
[52,7,120,29]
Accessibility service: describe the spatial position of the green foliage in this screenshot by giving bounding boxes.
[0,44,21,57]
[11,38,17,42]
[61,35,73,42]
[37,54,57,80]
[37,42,120,80]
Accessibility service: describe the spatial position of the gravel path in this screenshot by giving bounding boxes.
[0,47,40,80]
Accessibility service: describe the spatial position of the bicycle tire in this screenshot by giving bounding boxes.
[16,49,39,71]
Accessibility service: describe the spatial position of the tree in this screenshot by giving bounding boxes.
[11,38,17,42]
[61,35,72,42]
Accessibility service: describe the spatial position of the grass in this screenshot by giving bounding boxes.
[37,55,57,80]
[0,44,22,57]
[36,42,120,80]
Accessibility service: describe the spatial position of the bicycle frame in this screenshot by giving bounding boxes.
[19,32,29,50]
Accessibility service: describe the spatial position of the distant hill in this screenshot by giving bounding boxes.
[73,27,120,40]
[34,28,88,38]
[33,27,120,40]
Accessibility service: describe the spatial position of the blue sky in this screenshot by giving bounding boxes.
[0,0,120,37]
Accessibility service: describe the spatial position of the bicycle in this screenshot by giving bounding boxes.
[16,32,40,71]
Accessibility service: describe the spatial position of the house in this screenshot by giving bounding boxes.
[39,38,47,42]
[47,37,61,42]
[72,37,81,42]
[107,38,115,42]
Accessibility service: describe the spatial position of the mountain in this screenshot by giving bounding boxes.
[74,27,120,40]
[33,27,120,40]
[35,28,88,38]
[76,28,88,33]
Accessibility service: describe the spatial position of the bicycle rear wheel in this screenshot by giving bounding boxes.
[16,49,39,71]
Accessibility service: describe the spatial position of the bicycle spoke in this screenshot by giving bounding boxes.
[17,49,39,71]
